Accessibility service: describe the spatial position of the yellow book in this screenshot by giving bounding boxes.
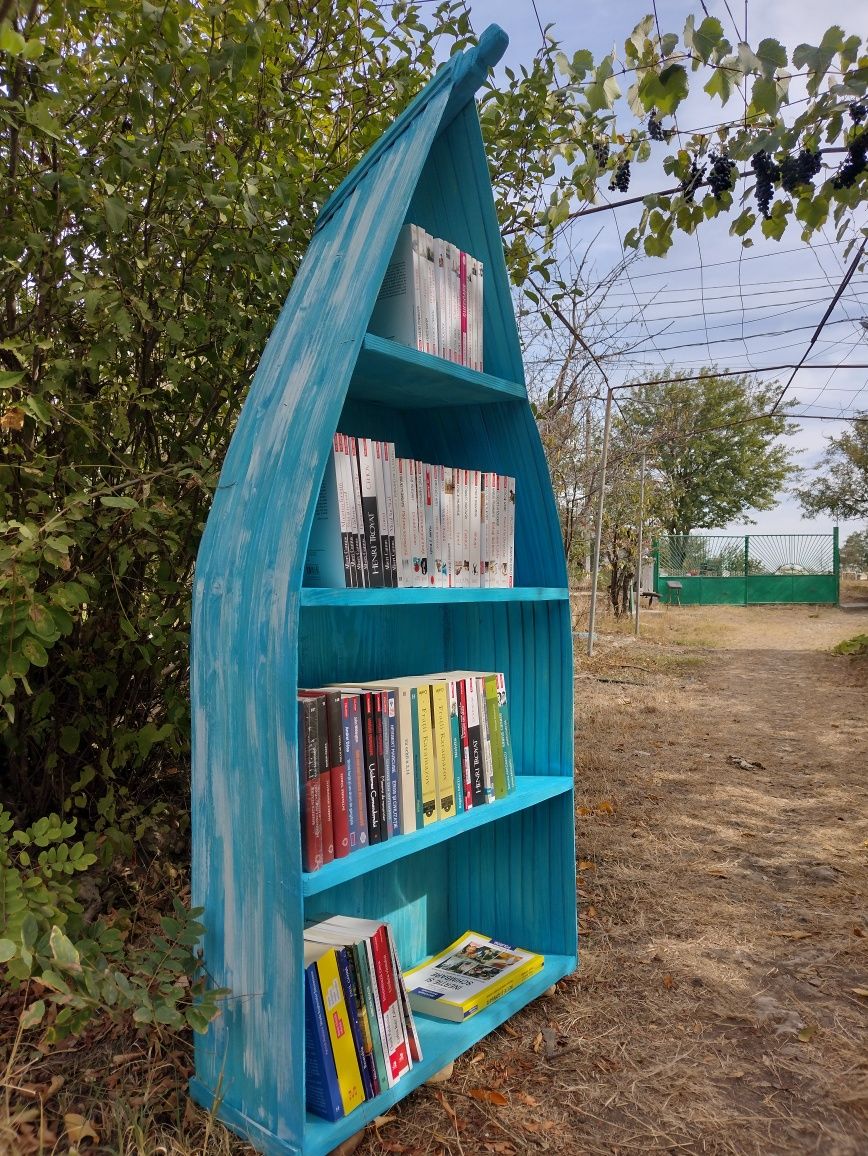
[429,682,456,819]
[403,931,544,1022]
[307,943,365,1116]
[416,682,438,824]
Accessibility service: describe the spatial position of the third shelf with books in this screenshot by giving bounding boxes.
[305,434,515,591]
[297,671,517,874]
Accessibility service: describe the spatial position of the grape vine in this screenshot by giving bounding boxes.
[779,148,823,194]
[679,158,705,202]
[609,157,630,193]
[751,150,780,217]
[707,151,737,199]
[833,130,868,189]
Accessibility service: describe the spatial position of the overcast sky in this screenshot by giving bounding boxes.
[464,0,867,542]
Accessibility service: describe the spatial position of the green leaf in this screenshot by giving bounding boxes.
[100,495,138,509]
[49,925,80,968]
[749,76,780,117]
[639,64,689,115]
[0,939,16,963]
[0,21,26,55]
[104,196,128,234]
[20,638,49,667]
[0,370,24,388]
[704,67,732,103]
[756,38,788,77]
[690,16,726,63]
[59,726,80,754]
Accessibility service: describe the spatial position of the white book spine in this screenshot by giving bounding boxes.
[406,458,421,587]
[431,464,444,588]
[394,455,408,588]
[336,434,357,588]
[348,436,369,588]
[467,256,477,372]
[460,468,471,588]
[423,463,435,588]
[442,466,455,589]
[492,472,505,589]
[469,469,481,586]
[448,244,461,363]
[372,440,391,588]
[480,471,489,589]
[383,441,397,588]
[410,225,425,353]
[396,686,416,833]
[423,230,437,359]
[434,237,447,360]
[414,459,427,586]
[506,475,516,587]
[476,259,484,372]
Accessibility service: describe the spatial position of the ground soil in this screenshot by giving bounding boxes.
[2,605,866,1155]
[353,603,868,1156]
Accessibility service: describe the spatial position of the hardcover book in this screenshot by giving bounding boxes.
[403,931,544,1023]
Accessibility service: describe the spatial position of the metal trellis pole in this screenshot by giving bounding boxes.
[634,451,646,637]
[587,387,613,657]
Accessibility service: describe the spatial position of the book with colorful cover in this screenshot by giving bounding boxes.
[305,942,366,1114]
[304,955,344,1121]
[298,697,323,871]
[429,681,455,819]
[296,691,334,863]
[403,932,544,1023]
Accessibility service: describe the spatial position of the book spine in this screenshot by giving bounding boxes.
[348,437,370,588]
[413,223,427,351]
[460,249,469,366]
[333,435,355,588]
[432,464,446,588]
[442,466,454,588]
[480,471,489,589]
[506,475,516,587]
[467,255,476,372]
[335,947,374,1101]
[374,690,391,840]
[429,681,455,819]
[315,949,366,1115]
[357,437,384,587]
[342,435,363,588]
[323,691,350,857]
[456,678,474,811]
[344,694,369,849]
[351,941,388,1094]
[383,922,422,1065]
[396,686,416,834]
[484,674,507,800]
[476,676,495,804]
[492,472,505,589]
[434,236,446,359]
[406,457,421,586]
[298,698,323,871]
[304,965,344,1121]
[423,230,437,358]
[361,691,383,844]
[472,955,545,1016]
[383,442,398,588]
[416,683,438,824]
[394,457,409,588]
[344,945,380,1096]
[371,926,410,1083]
[469,468,481,586]
[409,687,424,830]
[448,243,460,363]
[476,259,484,372]
[313,694,334,863]
[423,463,435,588]
[497,672,516,793]
[385,689,400,838]
[446,679,464,815]
[464,677,485,808]
[373,441,393,588]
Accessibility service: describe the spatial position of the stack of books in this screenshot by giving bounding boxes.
[368,223,483,369]
[304,914,421,1121]
[304,434,515,590]
[297,671,517,871]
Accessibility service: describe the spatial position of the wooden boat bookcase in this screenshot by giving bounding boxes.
[190,25,577,1156]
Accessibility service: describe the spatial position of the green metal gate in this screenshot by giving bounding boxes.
[653,531,839,606]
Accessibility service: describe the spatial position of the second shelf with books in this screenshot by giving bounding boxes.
[302,774,571,897]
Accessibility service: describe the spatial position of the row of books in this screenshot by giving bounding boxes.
[369,223,483,369]
[304,914,421,1121]
[297,671,517,872]
[305,434,516,589]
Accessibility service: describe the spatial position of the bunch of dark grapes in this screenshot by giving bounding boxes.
[833,130,868,189]
[849,102,866,124]
[609,158,631,193]
[680,158,705,202]
[707,151,737,199]
[648,111,666,142]
[593,139,610,166]
[751,150,780,217]
[780,148,823,193]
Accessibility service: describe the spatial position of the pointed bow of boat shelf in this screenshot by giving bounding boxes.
[350,334,527,408]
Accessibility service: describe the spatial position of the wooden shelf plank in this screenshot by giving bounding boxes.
[300,587,569,607]
[302,776,572,897]
[349,333,526,407]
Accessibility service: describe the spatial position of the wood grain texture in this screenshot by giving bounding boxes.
[190,24,576,1155]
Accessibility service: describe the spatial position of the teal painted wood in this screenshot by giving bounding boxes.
[190,24,576,1155]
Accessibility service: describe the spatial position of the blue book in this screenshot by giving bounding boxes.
[385,690,400,837]
[410,687,424,830]
[304,963,343,1121]
[335,946,374,1100]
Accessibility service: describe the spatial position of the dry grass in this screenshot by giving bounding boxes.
[3,604,867,1155]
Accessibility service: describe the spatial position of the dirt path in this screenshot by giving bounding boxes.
[363,606,868,1156]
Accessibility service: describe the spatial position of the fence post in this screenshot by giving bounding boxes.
[833,526,840,605]
[653,539,659,596]
[743,535,749,605]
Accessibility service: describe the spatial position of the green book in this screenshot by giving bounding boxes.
[483,674,507,799]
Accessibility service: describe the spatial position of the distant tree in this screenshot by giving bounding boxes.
[619,370,796,536]
[840,529,868,570]
[795,418,868,520]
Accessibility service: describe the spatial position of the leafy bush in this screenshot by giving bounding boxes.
[832,633,868,656]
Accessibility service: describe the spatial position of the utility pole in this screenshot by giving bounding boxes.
[634,450,646,637]
[586,387,613,657]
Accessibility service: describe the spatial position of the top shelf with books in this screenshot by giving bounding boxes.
[349,334,525,409]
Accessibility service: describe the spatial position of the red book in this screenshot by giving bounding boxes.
[316,690,350,858]
[371,925,410,1083]
[297,698,323,871]
[456,678,473,811]
[298,692,334,864]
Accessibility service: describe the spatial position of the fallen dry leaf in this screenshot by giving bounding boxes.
[513,1091,539,1106]
[577,805,592,816]
[64,1113,99,1145]
[853,927,864,937]
[662,974,675,990]
[373,1114,396,1127]
[851,987,868,998]
[596,800,616,814]
[483,1144,515,1154]
[769,930,813,940]
[469,1088,509,1106]
[532,1031,543,1053]
[797,1025,817,1043]
[578,859,595,871]
[707,869,728,878]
